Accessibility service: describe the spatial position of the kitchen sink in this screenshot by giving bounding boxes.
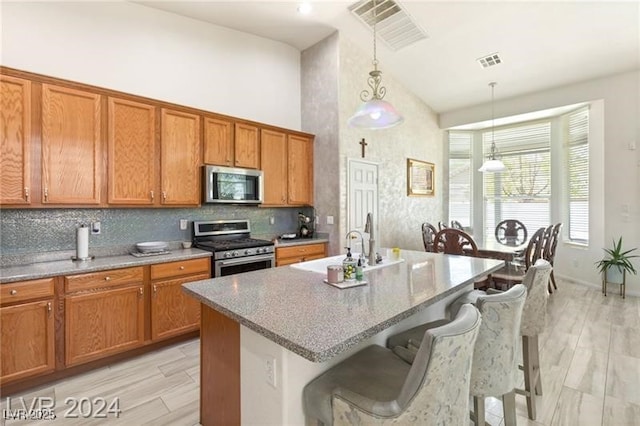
[290,253,404,275]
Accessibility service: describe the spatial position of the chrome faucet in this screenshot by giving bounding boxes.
[364,212,377,265]
[345,230,366,261]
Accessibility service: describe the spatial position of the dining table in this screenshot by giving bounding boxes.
[469,234,528,262]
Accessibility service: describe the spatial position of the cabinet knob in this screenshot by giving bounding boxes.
[139,287,143,296]
[179,266,185,270]
[105,276,111,281]
[153,284,157,296]
[150,190,154,201]
[9,289,17,295]
[24,187,29,201]
[43,188,49,202]
[162,191,167,200]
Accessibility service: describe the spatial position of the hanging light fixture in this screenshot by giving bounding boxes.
[347,0,403,129]
[478,82,506,172]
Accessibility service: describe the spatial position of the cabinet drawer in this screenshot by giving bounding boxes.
[65,267,143,293]
[1,279,54,305]
[151,258,210,280]
[277,243,326,259]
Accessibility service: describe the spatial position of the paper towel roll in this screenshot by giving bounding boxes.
[76,225,89,259]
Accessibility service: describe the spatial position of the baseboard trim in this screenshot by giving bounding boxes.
[556,273,639,297]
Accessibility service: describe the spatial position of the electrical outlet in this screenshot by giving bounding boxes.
[326,215,334,225]
[179,219,188,230]
[91,222,101,235]
[269,217,275,225]
[265,357,277,388]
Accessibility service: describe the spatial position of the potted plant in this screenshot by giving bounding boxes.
[595,237,638,285]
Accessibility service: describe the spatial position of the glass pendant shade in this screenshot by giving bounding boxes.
[348,99,404,129]
[478,158,506,172]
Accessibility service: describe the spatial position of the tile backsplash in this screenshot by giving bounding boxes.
[0,205,315,266]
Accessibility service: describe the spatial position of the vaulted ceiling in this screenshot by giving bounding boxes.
[136,1,639,113]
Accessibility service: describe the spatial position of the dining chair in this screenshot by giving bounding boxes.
[495,219,528,246]
[437,221,449,231]
[543,223,562,291]
[490,227,546,290]
[450,220,464,230]
[448,260,552,420]
[303,304,482,425]
[433,228,478,256]
[421,222,438,252]
[387,284,527,426]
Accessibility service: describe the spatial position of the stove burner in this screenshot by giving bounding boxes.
[195,237,273,251]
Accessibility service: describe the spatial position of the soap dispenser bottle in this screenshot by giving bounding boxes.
[343,247,357,281]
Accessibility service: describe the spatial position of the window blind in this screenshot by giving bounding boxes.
[448,131,472,226]
[566,107,589,243]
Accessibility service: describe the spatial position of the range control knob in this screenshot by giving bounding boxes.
[257,248,263,254]
[233,251,239,257]
[224,252,233,258]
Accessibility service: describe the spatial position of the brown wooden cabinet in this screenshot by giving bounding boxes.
[261,129,288,205]
[0,278,55,385]
[64,267,145,367]
[234,122,260,169]
[203,117,233,167]
[160,108,201,206]
[41,84,102,205]
[0,75,31,205]
[107,97,157,205]
[276,242,326,266]
[287,134,314,206]
[261,131,314,207]
[150,258,210,341]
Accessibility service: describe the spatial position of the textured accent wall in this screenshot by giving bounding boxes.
[301,32,341,256]
[338,37,443,252]
[0,206,312,266]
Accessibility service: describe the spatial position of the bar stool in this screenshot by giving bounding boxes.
[302,304,482,425]
[449,259,552,420]
[387,284,527,426]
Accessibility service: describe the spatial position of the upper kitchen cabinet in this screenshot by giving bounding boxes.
[234,123,260,169]
[260,131,314,207]
[160,108,201,206]
[203,117,233,167]
[261,129,288,205]
[107,97,157,205]
[0,75,31,205]
[287,134,314,206]
[42,84,102,205]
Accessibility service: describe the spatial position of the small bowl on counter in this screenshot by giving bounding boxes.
[135,241,168,253]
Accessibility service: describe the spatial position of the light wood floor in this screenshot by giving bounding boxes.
[2,279,639,425]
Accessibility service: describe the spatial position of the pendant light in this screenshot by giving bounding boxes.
[347,0,403,129]
[478,82,506,172]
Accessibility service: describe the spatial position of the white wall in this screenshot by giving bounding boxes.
[1,1,301,129]
[440,70,640,294]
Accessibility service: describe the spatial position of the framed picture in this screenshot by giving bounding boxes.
[407,158,434,196]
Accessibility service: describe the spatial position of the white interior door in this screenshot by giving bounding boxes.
[347,159,379,255]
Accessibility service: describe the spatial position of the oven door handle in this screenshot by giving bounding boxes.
[217,253,275,267]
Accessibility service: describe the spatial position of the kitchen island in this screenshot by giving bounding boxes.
[183,249,503,426]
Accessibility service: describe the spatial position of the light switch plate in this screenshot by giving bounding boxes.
[179,219,188,230]
[326,216,334,225]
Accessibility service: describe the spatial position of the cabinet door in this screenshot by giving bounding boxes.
[287,135,314,206]
[276,243,326,266]
[203,117,233,167]
[65,285,144,367]
[260,129,287,205]
[234,123,259,169]
[1,300,55,384]
[160,109,201,205]
[42,84,101,204]
[0,75,31,205]
[151,273,208,341]
[108,97,157,205]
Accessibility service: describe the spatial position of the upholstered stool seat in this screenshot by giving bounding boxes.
[303,304,482,426]
[387,284,527,426]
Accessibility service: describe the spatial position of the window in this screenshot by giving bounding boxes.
[448,132,472,227]
[483,122,551,236]
[565,107,589,243]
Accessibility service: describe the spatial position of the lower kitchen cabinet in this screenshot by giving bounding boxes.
[276,242,327,266]
[0,278,55,385]
[150,258,210,340]
[64,267,145,367]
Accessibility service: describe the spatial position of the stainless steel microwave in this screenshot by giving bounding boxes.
[203,165,263,204]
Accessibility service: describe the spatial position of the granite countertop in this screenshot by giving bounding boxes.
[273,237,329,247]
[183,250,503,363]
[0,249,212,284]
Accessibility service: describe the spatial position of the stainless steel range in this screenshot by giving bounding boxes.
[192,220,275,277]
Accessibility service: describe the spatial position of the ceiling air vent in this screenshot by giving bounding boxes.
[349,0,428,51]
[477,52,503,68]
